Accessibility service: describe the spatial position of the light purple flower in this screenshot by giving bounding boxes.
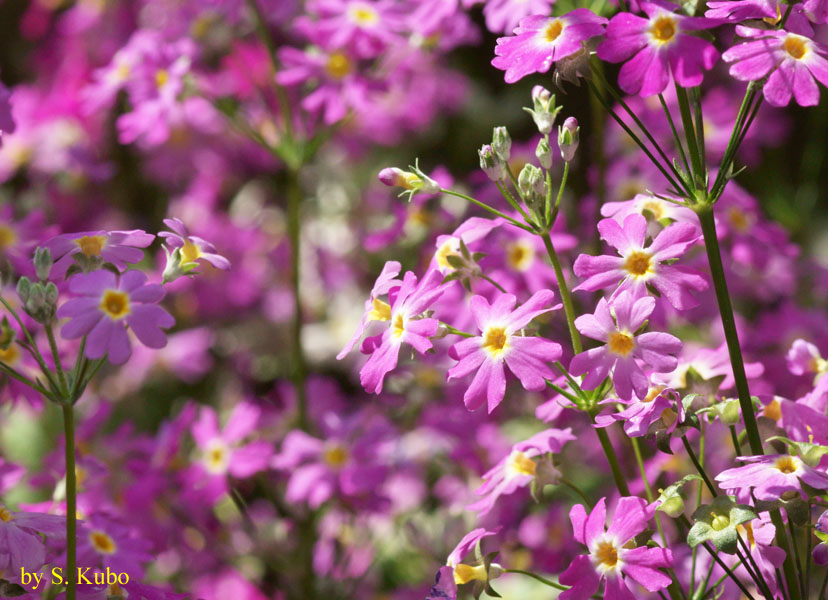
[787,338,824,376]
[159,217,230,283]
[358,269,445,393]
[57,270,175,365]
[447,290,563,413]
[705,0,814,33]
[0,505,64,572]
[597,3,720,96]
[483,0,556,34]
[596,385,682,437]
[722,26,828,107]
[44,229,155,279]
[492,10,608,83]
[560,497,673,600]
[716,454,828,501]
[573,213,707,310]
[467,428,575,515]
[569,292,682,400]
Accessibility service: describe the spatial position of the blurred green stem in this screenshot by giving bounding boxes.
[63,402,77,600]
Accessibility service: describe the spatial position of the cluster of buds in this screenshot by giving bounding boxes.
[16,248,58,324]
[517,164,547,211]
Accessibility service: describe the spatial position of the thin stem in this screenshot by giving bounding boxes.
[0,361,52,397]
[695,207,763,455]
[729,425,741,456]
[440,323,474,339]
[480,274,507,294]
[681,435,717,496]
[540,233,582,354]
[0,296,60,394]
[45,324,68,397]
[691,86,706,178]
[495,180,534,228]
[674,84,704,188]
[548,162,569,228]
[787,520,805,598]
[700,572,729,600]
[63,403,77,600]
[819,569,828,600]
[658,93,691,178]
[594,423,630,496]
[560,477,593,508]
[709,86,758,201]
[504,569,568,592]
[440,189,534,232]
[769,509,802,600]
[554,361,586,399]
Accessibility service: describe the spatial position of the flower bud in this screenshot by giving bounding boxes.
[535,137,553,170]
[659,495,686,518]
[33,247,52,281]
[558,117,580,162]
[378,161,440,202]
[0,316,14,351]
[478,144,507,182]
[491,126,511,162]
[16,276,31,304]
[523,86,561,135]
[517,164,545,205]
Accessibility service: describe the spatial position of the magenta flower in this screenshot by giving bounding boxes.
[560,497,673,600]
[573,213,707,310]
[569,292,682,400]
[57,270,175,365]
[0,505,64,572]
[722,26,828,107]
[358,269,445,393]
[596,385,682,437]
[715,454,828,501]
[76,514,153,579]
[159,217,230,283]
[467,428,575,515]
[787,338,825,376]
[491,10,608,84]
[483,0,556,34]
[44,229,155,279]
[447,290,563,413]
[597,4,720,96]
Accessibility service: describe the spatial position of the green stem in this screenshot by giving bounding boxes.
[504,569,569,592]
[695,207,763,455]
[0,361,52,397]
[769,509,802,600]
[560,477,593,508]
[495,180,534,227]
[541,233,582,354]
[287,172,307,432]
[440,189,534,233]
[681,436,717,496]
[46,324,68,396]
[674,84,704,188]
[480,274,507,294]
[594,423,630,496]
[787,520,805,598]
[548,162,569,228]
[658,93,692,179]
[63,402,77,600]
[819,569,828,600]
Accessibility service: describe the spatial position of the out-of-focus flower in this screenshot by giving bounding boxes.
[159,217,230,283]
[44,230,155,279]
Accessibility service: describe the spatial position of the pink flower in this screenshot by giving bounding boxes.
[596,385,681,437]
[358,269,445,393]
[483,0,556,34]
[786,338,824,376]
[467,428,575,515]
[447,290,563,412]
[722,26,828,106]
[569,292,682,400]
[0,505,64,572]
[560,497,673,600]
[44,229,155,279]
[159,217,230,283]
[57,270,175,365]
[597,4,720,96]
[491,10,608,84]
[715,454,828,501]
[573,213,707,310]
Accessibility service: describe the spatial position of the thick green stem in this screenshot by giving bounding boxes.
[541,233,582,354]
[695,207,763,456]
[770,509,802,600]
[63,402,77,600]
[594,424,630,496]
[675,85,704,188]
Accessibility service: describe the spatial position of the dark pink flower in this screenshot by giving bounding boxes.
[716,454,828,501]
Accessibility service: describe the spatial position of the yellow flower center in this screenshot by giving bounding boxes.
[763,398,782,422]
[650,15,677,44]
[90,530,117,555]
[435,240,459,271]
[641,200,665,220]
[392,312,405,339]
[323,444,348,468]
[642,385,665,403]
[623,250,653,278]
[0,225,17,250]
[453,563,488,585]
[100,290,130,320]
[783,35,808,60]
[482,326,509,358]
[0,344,19,366]
[369,298,392,322]
[593,540,619,568]
[180,240,201,264]
[326,52,352,79]
[727,207,753,232]
[204,439,229,474]
[608,331,635,357]
[155,69,170,89]
[0,506,13,522]
[544,19,564,42]
[506,450,536,478]
[76,235,106,257]
[348,4,379,25]
[775,456,799,474]
[507,240,534,272]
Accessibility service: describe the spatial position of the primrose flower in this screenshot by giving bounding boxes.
[787,339,825,376]
[573,213,707,309]
[569,292,682,400]
[76,514,153,579]
[159,217,231,283]
[0,505,65,572]
[467,428,575,515]
[446,527,502,592]
[483,0,556,34]
[715,454,828,501]
[597,4,720,96]
[378,163,441,201]
[491,10,608,83]
[596,385,681,437]
[44,230,155,279]
[447,290,563,413]
[57,270,175,365]
[560,497,673,600]
[357,269,445,393]
[722,26,828,107]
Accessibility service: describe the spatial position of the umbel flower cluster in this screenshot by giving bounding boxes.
[0,0,827,600]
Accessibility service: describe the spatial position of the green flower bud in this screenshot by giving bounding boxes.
[33,247,52,281]
[558,117,580,162]
[491,126,512,162]
[478,144,507,182]
[16,276,31,304]
[523,86,561,135]
[535,137,553,170]
[517,164,545,206]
